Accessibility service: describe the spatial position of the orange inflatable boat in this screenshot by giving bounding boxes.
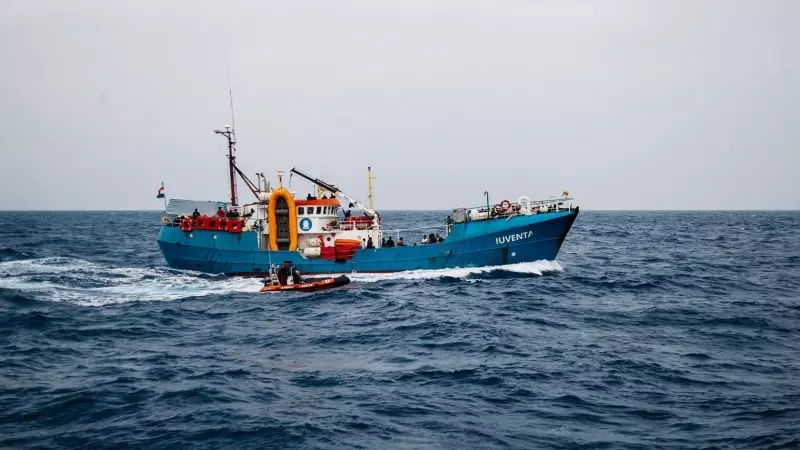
[260,275,351,293]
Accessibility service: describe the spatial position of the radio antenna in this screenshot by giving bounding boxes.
[225,46,236,139]
[213,45,240,205]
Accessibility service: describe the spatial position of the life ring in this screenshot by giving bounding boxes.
[180,218,193,232]
[499,199,511,210]
[218,218,229,231]
[208,218,218,229]
[227,219,242,234]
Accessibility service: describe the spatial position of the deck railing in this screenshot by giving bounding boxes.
[460,197,574,221]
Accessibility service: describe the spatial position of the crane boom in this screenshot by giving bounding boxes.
[289,167,378,218]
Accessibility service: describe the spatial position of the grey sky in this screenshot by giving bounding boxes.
[1,0,798,210]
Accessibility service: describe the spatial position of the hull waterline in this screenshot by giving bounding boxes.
[157,208,579,275]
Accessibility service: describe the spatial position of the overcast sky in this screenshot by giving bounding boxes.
[0,0,797,210]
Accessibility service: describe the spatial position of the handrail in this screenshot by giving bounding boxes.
[462,197,573,211]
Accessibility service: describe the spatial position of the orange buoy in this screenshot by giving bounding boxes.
[334,239,361,246]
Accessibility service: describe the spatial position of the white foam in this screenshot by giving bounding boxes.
[0,258,262,307]
[0,257,96,276]
[346,260,563,283]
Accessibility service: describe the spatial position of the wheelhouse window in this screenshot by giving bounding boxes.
[298,207,305,215]
[316,206,322,214]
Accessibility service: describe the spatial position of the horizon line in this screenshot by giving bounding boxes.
[1,208,798,213]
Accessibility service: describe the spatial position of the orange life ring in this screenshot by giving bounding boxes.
[227,219,242,233]
[194,217,208,230]
[218,218,229,231]
[180,218,193,232]
[208,218,218,229]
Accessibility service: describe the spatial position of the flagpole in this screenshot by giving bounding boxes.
[161,181,167,212]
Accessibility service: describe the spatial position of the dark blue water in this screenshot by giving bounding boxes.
[1,211,799,449]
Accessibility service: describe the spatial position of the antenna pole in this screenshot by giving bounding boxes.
[214,50,239,206]
[225,47,237,140]
[367,167,375,211]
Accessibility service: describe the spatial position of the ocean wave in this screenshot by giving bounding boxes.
[0,247,34,262]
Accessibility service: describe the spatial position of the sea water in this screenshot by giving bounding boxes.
[1,211,798,448]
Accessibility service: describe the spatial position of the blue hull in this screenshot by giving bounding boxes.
[157,208,579,275]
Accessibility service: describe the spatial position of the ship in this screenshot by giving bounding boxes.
[156,125,579,275]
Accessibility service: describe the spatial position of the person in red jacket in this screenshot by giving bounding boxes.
[216,207,226,217]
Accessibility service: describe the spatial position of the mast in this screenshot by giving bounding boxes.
[210,58,268,204]
[367,166,375,212]
[214,125,238,205]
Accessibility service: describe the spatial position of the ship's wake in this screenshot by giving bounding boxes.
[0,257,262,307]
[0,257,562,306]
[345,260,563,283]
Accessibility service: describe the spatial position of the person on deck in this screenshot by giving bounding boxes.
[366,237,375,249]
[216,207,226,217]
[192,209,201,219]
[381,238,386,247]
[291,267,303,284]
[385,237,395,248]
[429,233,437,244]
[397,237,405,247]
[277,262,290,285]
